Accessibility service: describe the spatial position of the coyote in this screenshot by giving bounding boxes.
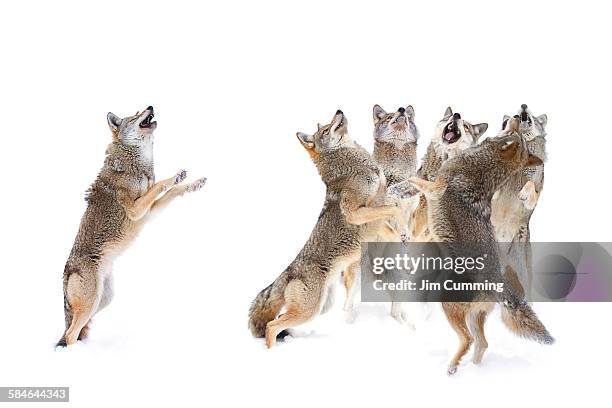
[342,105,419,325]
[406,117,553,374]
[410,107,488,241]
[417,107,488,182]
[491,104,548,298]
[248,110,401,348]
[372,104,419,185]
[57,106,206,347]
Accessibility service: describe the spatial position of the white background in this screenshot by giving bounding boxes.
[1,0,610,406]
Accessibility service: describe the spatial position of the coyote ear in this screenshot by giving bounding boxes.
[373,104,387,121]
[525,153,543,168]
[443,107,453,121]
[500,140,520,161]
[107,112,122,133]
[536,114,548,128]
[405,105,415,119]
[407,177,437,194]
[502,115,511,128]
[317,123,322,131]
[296,132,315,149]
[472,123,488,140]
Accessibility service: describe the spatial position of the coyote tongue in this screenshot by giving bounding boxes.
[444,131,459,142]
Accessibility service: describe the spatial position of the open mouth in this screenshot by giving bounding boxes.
[442,121,461,144]
[139,107,156,129]
[333,110,345,131]
[520,104,532,126]
[520,111,532,126]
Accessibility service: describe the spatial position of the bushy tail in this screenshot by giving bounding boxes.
[248,275,288,338]
[500,301,554,344]
[497,267,554,345]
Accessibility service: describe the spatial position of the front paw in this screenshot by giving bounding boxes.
[174,169,188,185]
[519,181,537,210]
[518,181,535,200]
[186,177,207,193]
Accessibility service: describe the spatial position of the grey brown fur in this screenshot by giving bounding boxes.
[491,105,547,297]
[57,107,206,347]
[342,105,419,325]
[417,107,488,181]
[407,117,553,374]
[407,108,488,241]
[248,110,401,348]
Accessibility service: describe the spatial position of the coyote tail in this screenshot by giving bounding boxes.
[498,267,554,345]
[248,274,288,338]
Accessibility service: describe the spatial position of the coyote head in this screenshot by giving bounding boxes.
[411,117,542,200]
[296,110,354,158]
[480,118,543,180]
[433,107,488,156]
[502,104,547,141]
[107,106,157,147]
[372,105,419,143]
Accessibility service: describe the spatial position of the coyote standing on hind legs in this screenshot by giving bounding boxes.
[408,107,488,242]
[248,110,403,348]
[342,104,419,325]
[491,104,548,298]
[406,117,553,375]
[57,106,207,347]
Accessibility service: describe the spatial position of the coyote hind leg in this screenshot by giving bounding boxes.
[468,306,493,364]
[62,270,99,346]
[265,279,321,348]
[442,302,473,375]
[343,262,360,322]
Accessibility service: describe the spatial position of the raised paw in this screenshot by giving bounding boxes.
[447,365,458,376]
[186,177,207,193]
[519,180,535,200]
[519,181,538,210]
[174,169,188,185]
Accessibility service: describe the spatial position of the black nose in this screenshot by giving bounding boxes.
[336,109,343,115]
[453,112,461,120]
[398,107,405,114]
[521,104,528,111]
[147,106,154,112]
[513,114,520,119]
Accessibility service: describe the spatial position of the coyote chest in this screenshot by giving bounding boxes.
[107,172,156,256]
